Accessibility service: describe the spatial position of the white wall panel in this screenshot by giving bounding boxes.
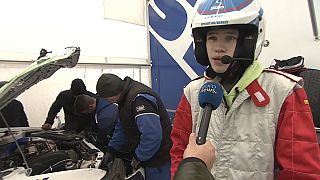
[0,0,148,63]
[103,0,146,26]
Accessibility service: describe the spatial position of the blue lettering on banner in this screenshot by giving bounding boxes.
[149,1,205,117]
[148,0,187,41]
[186,0,196,7]
[150,34,200,116]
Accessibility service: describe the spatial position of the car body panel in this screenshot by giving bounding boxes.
[0,47,80,110]
[2,167,106,180]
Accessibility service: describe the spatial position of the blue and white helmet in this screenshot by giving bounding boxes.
[191,0,266,66]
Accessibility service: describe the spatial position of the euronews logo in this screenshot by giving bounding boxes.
[200,84,218,94]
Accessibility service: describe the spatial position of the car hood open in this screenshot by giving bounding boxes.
[0,47,80,110]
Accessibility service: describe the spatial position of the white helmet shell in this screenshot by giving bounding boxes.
[192,0,266,66]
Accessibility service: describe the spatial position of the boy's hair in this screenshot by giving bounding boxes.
[74,94,95,114]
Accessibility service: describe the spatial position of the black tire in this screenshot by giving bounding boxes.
[299,69,320,128]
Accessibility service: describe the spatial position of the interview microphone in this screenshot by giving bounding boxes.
[221,55,252,64]
[196,82,223,145]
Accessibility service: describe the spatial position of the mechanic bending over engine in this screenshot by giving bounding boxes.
[170,0,320,179]
[0,81,29,128]
[96,73,172,180]
[42,78,96,133]
[74,94,118,152]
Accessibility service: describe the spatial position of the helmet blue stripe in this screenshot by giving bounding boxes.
[198,0,254,15]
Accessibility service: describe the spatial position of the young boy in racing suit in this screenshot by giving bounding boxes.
[170,0,320,179]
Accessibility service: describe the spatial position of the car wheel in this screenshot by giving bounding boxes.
[299,69,320,128]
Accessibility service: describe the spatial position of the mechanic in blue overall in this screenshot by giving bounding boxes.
[96,73,172,180]
[74,94,118,152]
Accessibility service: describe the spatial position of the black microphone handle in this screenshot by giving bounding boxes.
[196,104,214,145]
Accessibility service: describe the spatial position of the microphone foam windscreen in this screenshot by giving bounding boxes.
[198,82,223,110]
[221,55,233,64]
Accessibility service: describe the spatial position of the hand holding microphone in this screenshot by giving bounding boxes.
[196,82,223,145]
[184,133,216,170]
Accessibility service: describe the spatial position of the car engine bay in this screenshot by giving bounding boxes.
[0,128,103,176]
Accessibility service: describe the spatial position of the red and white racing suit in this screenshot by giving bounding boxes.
[170,69,320,179]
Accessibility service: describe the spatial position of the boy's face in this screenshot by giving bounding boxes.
[206,29,239,73]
